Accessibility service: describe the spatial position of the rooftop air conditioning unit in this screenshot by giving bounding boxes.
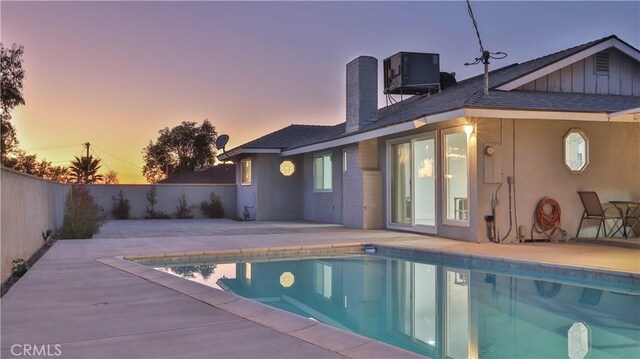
[384,52,440,95]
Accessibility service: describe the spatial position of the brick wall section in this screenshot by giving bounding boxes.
[342,139,383,229]
[346,56,378,133]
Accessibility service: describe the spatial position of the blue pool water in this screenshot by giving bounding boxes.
[140,251,640,358]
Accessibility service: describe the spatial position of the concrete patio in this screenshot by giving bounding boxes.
[2,219,639,358]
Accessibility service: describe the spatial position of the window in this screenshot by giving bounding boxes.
[280,160,295,176]
[443,128,469,225]
[313,153,332,191]
[241,158,252,185]
[564,129,589,173]
[313,262,332,299]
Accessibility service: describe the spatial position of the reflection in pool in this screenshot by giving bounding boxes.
[147,254,639,358]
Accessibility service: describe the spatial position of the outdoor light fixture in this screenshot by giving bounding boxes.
[464,123,475,136]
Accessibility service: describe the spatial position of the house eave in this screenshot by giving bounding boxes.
[218,148,281,161]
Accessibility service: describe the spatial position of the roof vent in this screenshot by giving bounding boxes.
[594,52,609,74]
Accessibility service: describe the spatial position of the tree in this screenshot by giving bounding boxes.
[1,43,26,164]
[69,155,103,184]
[4,149,70,182]
[142,120,217,183]
[102,170,119,184]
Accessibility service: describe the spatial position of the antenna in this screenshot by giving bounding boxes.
[215,134,230,153]
[464,0,507,96]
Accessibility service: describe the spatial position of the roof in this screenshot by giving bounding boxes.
[158,164,235,184]
[225,35,639,157]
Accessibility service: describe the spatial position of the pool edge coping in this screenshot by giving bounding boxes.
[95,243,425,359]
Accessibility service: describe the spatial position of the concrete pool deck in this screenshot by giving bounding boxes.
[2,219,639,358]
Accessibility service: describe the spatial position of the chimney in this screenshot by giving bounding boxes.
[346,56,378,133]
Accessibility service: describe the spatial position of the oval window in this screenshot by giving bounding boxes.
[280,160,295,176]
[563,129,589,173]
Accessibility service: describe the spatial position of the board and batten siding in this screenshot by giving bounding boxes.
[518,49,640,96]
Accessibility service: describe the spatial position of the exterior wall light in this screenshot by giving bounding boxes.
[464,124,475,136]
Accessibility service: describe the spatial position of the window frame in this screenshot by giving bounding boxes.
[441,126,470,228]
[240,158,252,186]
[313,152,333,192]
[385,132,438,234]
[563,128,589,174]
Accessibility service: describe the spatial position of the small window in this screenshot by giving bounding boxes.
[594,52,609,74]
[241,158,252,185]
[280,160,295,176]
[313,153,332,191]
[564,129,589,173]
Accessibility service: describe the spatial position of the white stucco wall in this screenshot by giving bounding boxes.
[476,119,640,242]
[1,168,68,281]
[86,184,237,219]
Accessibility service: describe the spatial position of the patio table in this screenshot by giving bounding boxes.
[609,201,640,238]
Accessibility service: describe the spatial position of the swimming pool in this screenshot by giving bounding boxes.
[138,248,640,358]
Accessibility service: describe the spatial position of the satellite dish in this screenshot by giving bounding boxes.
[216,134,230,153]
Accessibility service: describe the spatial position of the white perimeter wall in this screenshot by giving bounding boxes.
[1,167,237,282]
[1,168,68,281]
[86,184,237,220]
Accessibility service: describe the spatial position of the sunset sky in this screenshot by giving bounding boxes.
[2,1,638,183]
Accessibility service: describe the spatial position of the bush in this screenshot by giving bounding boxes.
[200,192,224,218]
[144,186,170,219]
[11,259,27,278]
[111,190,131,219]
[58,185,105,239]
[175,193,193,219]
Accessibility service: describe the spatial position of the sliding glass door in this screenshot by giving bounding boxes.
[389,134,436,233]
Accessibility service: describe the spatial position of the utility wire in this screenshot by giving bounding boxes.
[91,144,144,170]
[466,0,485,53]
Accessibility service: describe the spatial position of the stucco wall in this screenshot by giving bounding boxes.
[87,183,237,219]
[235,155,257,220]
[475,119,640,242]
[255,154,304,221]
[1,168,68,281]
[303,149,343,224]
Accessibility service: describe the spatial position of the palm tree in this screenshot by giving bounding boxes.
[69,155,103,184]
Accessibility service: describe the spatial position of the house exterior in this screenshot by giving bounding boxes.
[220,35,640,243]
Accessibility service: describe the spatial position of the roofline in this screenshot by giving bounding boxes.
[281,109,464,156]
[608,107,640,122]
[281,105,639,156]
[218,148,281,161]
[466,107,640,122]
[496,37,640,91]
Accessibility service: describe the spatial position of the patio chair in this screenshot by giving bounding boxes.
[576,191,623,239]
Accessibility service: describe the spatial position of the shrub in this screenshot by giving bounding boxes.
[58,185,105,239]
[11,259,27,278]
[200,192,224,218]
[144,186,170,219]
[175,193,193,219]
[111,190,131,219]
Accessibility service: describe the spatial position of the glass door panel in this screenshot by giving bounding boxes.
[413,138,436,227]
[445,269,469,359]
[391,142,411,224]
[414,263,437,347]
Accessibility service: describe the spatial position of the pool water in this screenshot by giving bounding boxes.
[142,252,639,358]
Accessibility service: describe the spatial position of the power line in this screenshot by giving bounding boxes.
[91,144,144,170]
[464,0,508,95]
